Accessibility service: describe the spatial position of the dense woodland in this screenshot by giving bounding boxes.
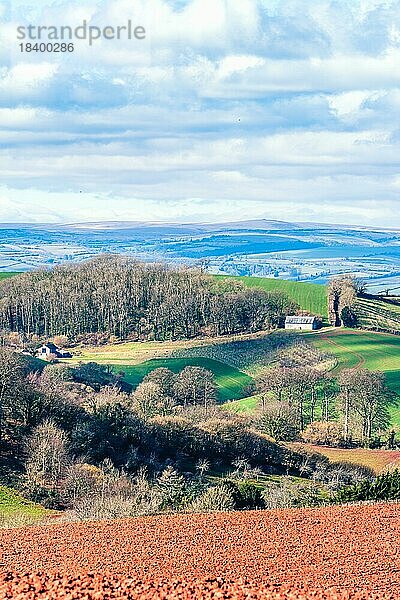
[0,257,299,339]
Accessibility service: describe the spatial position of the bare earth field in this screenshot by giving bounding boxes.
[0,503,399,598]
[290,444,400,474]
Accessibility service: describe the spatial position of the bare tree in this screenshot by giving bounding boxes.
[25,420,70,491]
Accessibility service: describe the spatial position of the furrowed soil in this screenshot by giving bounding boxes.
[0,503,399,599]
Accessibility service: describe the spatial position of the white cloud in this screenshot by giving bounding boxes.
[1,0,400,225]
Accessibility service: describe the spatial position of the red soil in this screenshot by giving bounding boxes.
[0,503,399,599]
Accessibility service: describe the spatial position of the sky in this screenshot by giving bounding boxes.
[1,0,400,226]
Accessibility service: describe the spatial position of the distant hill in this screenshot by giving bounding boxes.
[217,275,328,319]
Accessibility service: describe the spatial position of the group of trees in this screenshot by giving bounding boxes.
[255,364,394,447]
[133,366,217,420]
[0,257,298,340]
[0,349,298,488]
[0,347,391,519]
[328,275,363,327]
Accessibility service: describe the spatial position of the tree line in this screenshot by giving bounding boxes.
[255,361,395,447]
[0,256,299,340]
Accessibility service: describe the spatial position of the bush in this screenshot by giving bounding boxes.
[190,485,235,513]
[301,421,344,447]
[262,478,324,509]
[312,459,375,492]
[236,481,265,509]
[341,306,358,328]
[334,469,400,503]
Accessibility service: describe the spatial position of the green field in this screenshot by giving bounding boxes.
[113,357,254,403]
[0,272,18,281]
[217,275,328,319]
[311,329,400,426]
[222,394,260,413]
[0,486,49,528]
[355,295,400,332]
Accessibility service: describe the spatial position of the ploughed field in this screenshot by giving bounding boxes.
[1,503,399,598]
[290,444,400,474]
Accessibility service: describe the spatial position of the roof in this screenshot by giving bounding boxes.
[285,315,317,324]
[40,342,58,350]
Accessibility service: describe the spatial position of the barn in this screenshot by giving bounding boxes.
[285,315,318,331]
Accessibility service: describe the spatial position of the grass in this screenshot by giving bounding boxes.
[0,485,49,528]
[72,331,273,367]
[223,394,261,413]
[0,272,18,281]
[311,329,400,427]
[312,330,400,388]
[290,443,400,475]
[113,357,254,402]
[216,275,328,319]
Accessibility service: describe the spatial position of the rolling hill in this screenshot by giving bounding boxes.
[311,329,400,426]
[113,357,253,402]
[216,275,329,319]
[355,294,400,332]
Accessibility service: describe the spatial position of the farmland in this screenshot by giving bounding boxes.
[355,294,400,332]
[72,331,275,367]
[310,329,400,426]
[217,275,329,319]
[223,394,260,413]
[114,357,253,402]
[0,503,398,598]
[311,329,400,383]
[290,444,400,474]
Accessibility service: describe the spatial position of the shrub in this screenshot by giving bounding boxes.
[236,480,265,509]
[301,421,344,447]
[334,469,400,503]
[262,478,324,509]
[190,485,235,513]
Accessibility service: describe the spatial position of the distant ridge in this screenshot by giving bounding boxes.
[1,219,399,232]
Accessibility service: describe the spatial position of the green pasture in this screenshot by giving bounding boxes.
[222,394,260,413]
[311,329,400,427]
[113,357,254,403]
[216,275,328,319]
[0,272,18,281]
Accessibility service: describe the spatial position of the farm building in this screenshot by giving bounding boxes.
[285,315,318,331]
[36,343,72,359]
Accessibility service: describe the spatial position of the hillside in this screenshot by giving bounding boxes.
[0,486,49,528]
[114,357,253,402]
[290,444,400,474]
[311,329,400,426]
[216,275,329,319]
[0,504,398,598]
[355,294,400,332]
